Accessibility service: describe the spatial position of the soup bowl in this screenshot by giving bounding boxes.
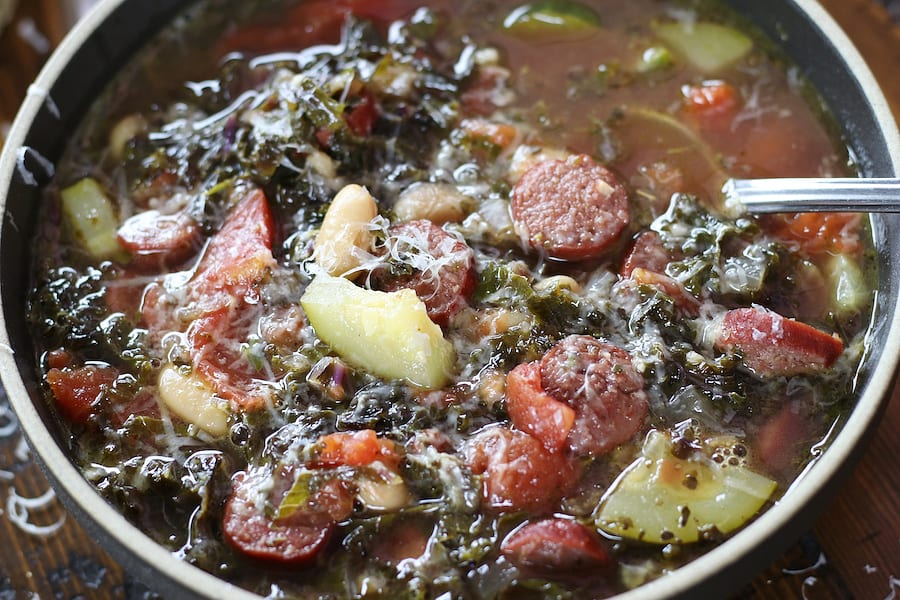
[0,0,898,598]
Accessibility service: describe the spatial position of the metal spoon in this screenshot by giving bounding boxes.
[723,177,900,213]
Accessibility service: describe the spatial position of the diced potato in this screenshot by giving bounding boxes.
[595,430,776,544]
[60,178,125,261]
[300,274,455,389]
[158,365,229,437]
[826,253,867,314]
[653,21,753,74]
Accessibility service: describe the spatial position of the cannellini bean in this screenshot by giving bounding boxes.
[356,465,410,511]
[108,114,147,162]
[314,184,378,278]
[507,145,571,184]
[158,365,229,437]
[393,182,471,224]
[306,149,337,179]
[533,275,582,293]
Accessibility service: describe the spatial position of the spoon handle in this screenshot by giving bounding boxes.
[725,177,900,213]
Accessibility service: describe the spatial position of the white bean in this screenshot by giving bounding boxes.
[314,184,378,278]
[108,114,147,162]
[393,182,470,224]
[356,465,410,511]
[158,365,229,437]
[534,275,582,293]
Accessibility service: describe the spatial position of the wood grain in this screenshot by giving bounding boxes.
[0,1,897,599]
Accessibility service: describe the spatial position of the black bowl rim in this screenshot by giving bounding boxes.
[0,0,898,598]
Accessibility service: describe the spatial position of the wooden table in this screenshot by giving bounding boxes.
[1,1,898,598]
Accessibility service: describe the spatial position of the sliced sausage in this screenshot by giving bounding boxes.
[714,307,843,376]
[540,335,649,456]
[501,518,610,572]
[116,209,201,271]
[621,231,698,315]
[463,426,574,513]
[223,470,350,564]
[187,305,272,411]
[506,361,575,453]
[375,219,475,326]
[620,230,672,277]
[629,268,700,316]
[511,155,629,261]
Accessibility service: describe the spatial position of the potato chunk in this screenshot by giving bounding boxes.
[595,430,776,544]
[300,274,455,389]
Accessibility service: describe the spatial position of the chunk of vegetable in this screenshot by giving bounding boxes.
[503,1,602,38]
[595,430,776,544]
[314,184,379,278]
[826,253,867,314]
[356,464,411,511]
[636,46,673,73]
[300,274,455,389]
[60,178,125,261]
[653,21,752,74]
[158,364,229,437]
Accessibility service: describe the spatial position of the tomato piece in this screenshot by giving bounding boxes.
[464,426,575,513]
[223,470,350,564]
[46,364,118,424]
[460,118,521,151]
[501,518,610,572]
[191,188,275,303]
[764,212,861,257]
[715,307,844,376]
[312,430,400,469]
[506,362,575,453]
[683,80,741,120]
[117,210,201,271]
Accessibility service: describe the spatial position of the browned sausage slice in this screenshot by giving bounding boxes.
[117,209,201,271]
[222,470,352,564]
[500,518,611,571]
[376,219,475,326]
[511,155,629,261]
[620,230,672,277]
[540,335,649,456]
[715,307,843,376]
[463,426,575,513]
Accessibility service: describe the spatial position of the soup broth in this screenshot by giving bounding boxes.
[27,0,873,597]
